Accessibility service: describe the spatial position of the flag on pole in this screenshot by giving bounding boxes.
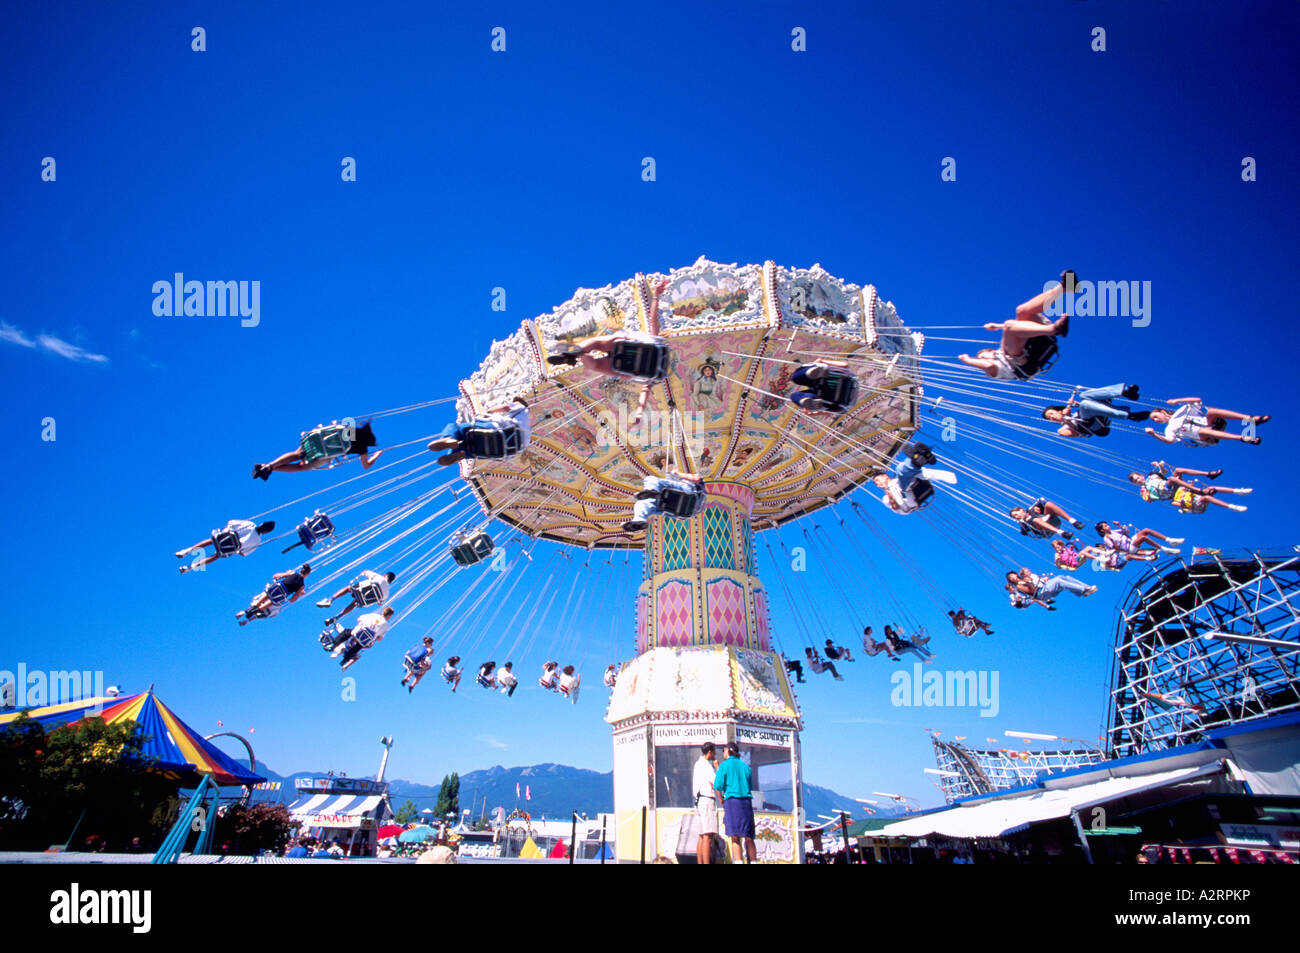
[516,782,521,798]
[526,785,531,801]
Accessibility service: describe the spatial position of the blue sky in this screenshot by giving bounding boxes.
[2,0,1298,810]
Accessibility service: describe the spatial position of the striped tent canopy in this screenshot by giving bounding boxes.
[0,691,264,786]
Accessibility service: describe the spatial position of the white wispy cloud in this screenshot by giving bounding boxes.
[36,334,109,364]
[476,734,509,750]
[1,320,110,364]
[0,322,36,348]
[2,321,109,364]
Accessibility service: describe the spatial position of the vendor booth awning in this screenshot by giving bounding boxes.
[0,691,263,786]
[290,793,384,829]
[877,762,1225,839]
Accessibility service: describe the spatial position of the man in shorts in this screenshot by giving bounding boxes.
[713,742,757,864]
[956,271,1074,380]
[177,518,275,573]
[236,564,311,624]
[693,742,719,865]
[317,569,396,624]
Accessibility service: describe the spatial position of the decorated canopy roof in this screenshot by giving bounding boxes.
[456,258,923,549]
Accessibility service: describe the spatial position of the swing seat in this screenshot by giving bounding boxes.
[351,580,385,607]
[211,528,241,557]
[297,512,335,549]
[300,424,352,467]
[451,531,494,566]
[351,627,379,649]
[908,478,935,510]
[1014,336,1059,380]
[476,672,494,689]
[658,485,702,519]
[264,580,292,605]
[609,337,670,381]
[812,371,859,411]
[463,423,524,460]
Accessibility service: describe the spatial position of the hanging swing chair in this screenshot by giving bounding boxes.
[451,530,495,567]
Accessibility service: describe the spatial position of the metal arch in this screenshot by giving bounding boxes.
[204,731,258,806]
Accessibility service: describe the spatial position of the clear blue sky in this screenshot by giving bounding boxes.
[2,0,1298,810]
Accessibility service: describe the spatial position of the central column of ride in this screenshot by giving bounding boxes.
[605,481,805,864]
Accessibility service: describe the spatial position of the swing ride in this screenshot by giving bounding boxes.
[175,255,1279,862]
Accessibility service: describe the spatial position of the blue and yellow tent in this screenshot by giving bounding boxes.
[0,691,263,786]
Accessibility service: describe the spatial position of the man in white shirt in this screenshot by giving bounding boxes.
[177,519,275,573]
[497,661,519,697]
[318,569,396,625]
[693,742,720,865]
[873,442,954,515]
[330,607,394,671]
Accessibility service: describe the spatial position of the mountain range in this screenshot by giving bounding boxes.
[247,761,899,821]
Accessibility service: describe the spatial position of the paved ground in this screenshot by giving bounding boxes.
[0,851,614,864]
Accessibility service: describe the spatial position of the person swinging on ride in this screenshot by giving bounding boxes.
[1145,398,1269,447]
[441,656,464,692]
[427,395,532,466]
[176,518,275,573]
[317,569,396,625]
[873,442,953,514]
[788,358,859,414]
[1128,461,1251,514]
[253,421,382,480]
[1010,498,1085,541]
[1042,383,1149,439]
[1096,520,1183,558]
[862,625,902,660]
[547,279,671,426]
[236,564,312,624]
[401,637,436,693]
[1005,568,1097,610]
[497,661,519,697]
[957,271,1075,381]
[804,647,843,681]
[884,625,935,662]
[622,468,706,532]
[947,609,994,637]
[559,665,581,703]
[1050,537,1106,571]
[539,660,560,691]
[327,606,394,672]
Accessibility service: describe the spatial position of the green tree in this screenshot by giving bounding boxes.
[0,712,176,851]
[214,802,293,855]
[434,772,460,820]
[394,799,419,825]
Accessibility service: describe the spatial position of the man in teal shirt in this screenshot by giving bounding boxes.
[713,742,757,863]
